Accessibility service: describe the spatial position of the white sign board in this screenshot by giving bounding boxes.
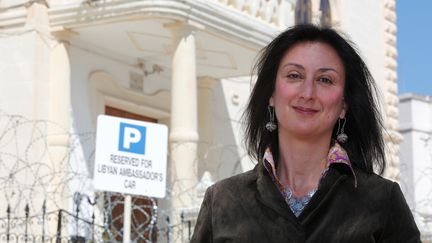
[93,115,168,198]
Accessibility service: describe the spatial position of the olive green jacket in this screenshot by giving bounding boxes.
[191,163,421,243]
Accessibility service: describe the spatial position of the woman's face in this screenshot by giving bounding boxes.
[269,41,347,141]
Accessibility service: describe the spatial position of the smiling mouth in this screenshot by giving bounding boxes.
[293,106,319,115]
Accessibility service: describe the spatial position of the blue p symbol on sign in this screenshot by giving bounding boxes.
[118,123,147,155]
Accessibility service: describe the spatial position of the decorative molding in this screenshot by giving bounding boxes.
[399,93,432,103]
[0,1,283,48]
[218,0,294,27]
[40,0,280,48]
[88,71,170,126]
[382,0,400,181]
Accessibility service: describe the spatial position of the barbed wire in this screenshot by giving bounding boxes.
[0,109,248,242]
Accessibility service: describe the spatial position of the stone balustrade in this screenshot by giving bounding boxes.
[217,0,296,27]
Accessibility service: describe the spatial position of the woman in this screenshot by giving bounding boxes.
[191,24,420,242]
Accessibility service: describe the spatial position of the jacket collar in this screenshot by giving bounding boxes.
[256,162,296,221]
[255,141,356,221]
[262,141,357,189]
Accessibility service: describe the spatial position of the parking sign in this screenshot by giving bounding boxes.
[118,123,147,154]
[93,115,168,198]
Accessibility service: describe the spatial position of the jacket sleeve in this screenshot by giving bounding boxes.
[380,182,421,243]
[191,186,214,243]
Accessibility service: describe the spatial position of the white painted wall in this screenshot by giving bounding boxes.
[219,77,255,174]
[196,76,252,182]
[339,0,385,90]
[399,93,432,237]
[0,31,54,216]
[0,32,50,119]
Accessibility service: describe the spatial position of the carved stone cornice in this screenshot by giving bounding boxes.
[1,0,284,48]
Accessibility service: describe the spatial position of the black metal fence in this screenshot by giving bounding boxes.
[0,111,198,242]
[0,201,105,243]
[0,195,195,243]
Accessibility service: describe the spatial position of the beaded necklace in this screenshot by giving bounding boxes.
[263,142,355,217]
[284,185,317,217]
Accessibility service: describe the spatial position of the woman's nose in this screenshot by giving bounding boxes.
[299,78,316,99]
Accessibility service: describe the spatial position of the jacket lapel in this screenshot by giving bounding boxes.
[256,163,298,221]
[299,167,349,224]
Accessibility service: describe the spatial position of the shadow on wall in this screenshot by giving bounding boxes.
[197,78,253,183]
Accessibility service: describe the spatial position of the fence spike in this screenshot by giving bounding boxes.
[166,216,170,243]
[42,200,46,243]
[6,204,10,243]
[92,212,95,243]
[56,210,62,243]
[24,203,29,243]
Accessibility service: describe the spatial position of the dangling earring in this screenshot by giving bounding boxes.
[336,117,348,143]
[265,106,277,132]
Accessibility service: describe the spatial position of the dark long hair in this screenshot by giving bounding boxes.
[243,24,386,174]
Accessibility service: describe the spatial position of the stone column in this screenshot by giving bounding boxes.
[47,38,71,210]
[21,0,72,234]
[166,21,199,242]
[197,77,219,178]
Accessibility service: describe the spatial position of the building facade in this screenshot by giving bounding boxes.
[0,0,400,241]
[399,93,432,242]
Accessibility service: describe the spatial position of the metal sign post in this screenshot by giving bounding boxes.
[123,195,132,243]
[93,115,168,242]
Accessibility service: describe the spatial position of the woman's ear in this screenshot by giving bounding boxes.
[269,96,274,106]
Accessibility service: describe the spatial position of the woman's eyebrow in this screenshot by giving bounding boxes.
[282,63,340,74]
[318,67,339,74]
[281,63,304,69]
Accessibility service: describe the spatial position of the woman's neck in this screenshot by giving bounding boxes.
[276,135,331,198]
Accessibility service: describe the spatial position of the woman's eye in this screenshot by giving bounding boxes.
[319,77,333,84]
[287,73,301,79]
